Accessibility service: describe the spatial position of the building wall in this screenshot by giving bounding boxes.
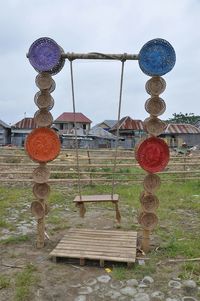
[0,126,11,145]
[55,122,90,133]
[161,133,200,148]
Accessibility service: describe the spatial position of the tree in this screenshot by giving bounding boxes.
[167,113,200,124]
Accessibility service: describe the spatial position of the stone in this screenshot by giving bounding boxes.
[97,275,111,283]
[182,297,198,301]
[151,291,165,300]
[126,279,139,287]
[83,278,97,286]
[105,290,122,299]
[69,283,82,288]
[138,283,148,288]
[110,280,124,289]
[120,286,137,297]
[166,299,180,301]
[142,276,154,285]
[133,292,150,301]
[168,280,182,289]
[78,286,93,295]
[182,280,197,293]
[74,296,87,301]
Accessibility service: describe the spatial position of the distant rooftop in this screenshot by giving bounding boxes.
[0,120,10,128]
[111,116,144,131]
[55,112,92,123]
[12,117,37,129]
[164,123,200,134]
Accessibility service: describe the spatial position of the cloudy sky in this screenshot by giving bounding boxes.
[0,0,199,126]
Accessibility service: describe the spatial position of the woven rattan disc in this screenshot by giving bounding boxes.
[138,212,158,230]
[34,109,53,127]
[145,76,166,96]
[33,183,50,199]
[144,117,166,136]
[32,165,50,183]
[143,173,161,192]
[34,92,54,110]
[140,192,159,212]
[31,200,45,219]
[145,97,166,116]
[35,73,54,90]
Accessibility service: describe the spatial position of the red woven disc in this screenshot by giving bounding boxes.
[136,137,169,173]
[25,127,60,163]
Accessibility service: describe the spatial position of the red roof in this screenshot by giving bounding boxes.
[164,123,200,134]
[13,118,37,129]
[111,116,144,131]
[55,112,92,123]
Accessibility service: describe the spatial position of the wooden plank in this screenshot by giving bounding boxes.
[67,228,136,235]
[73,194,119,202]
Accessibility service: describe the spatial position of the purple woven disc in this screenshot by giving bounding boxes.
[28,37,62,72]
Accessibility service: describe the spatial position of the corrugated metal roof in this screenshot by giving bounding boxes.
[89,127,116,140]
[0,120,10,128]
[55,112,92,123]
[164,123,200,134]
[12,118,37,129]
[111,116,144,131]
[103,120,118,128]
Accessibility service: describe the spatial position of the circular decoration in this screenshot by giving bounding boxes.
[135,137,169,173]
[32,165,50,183]
[35,73,54,90]
[145,97,166,116]
[34,109,53,127]
[31,200,45,219]
[143,173,161,192]
[138,212,158,230]
[34,92,54,110]
[140,192,159,212]
[33,183,50,199]
[145,76,166,96]
[25,128,61,163]
[144,117,166,136]
[139,38,176,76]
[28,37,62,73]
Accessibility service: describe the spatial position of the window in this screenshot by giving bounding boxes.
[60,124,63,130]
[83,124,86,130]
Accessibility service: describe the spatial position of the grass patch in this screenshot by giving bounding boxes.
[0,275,10,289]
[0,234,30,245]
[14,264,39,301]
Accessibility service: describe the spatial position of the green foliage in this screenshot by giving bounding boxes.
[167,112,200,124]
[0,235,30,245]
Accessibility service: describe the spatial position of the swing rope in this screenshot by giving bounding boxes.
[69,60,82,200]
[111,59,126,199]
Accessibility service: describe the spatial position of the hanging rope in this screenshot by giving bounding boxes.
[69,60,82,200]
[111,59,126,199]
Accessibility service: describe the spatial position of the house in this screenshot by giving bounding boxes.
[160,123,200,148]
[53,112,92,135]
[95,120,118,131]
[89,126,117,148]
[0,120,11,146]
[11,117,37,147]
[110,116,146,148]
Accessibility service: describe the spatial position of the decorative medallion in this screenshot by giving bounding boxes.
[139,38,176,76]
[145,76,166,96]
[25,128,60,163]
[135,137,169,173]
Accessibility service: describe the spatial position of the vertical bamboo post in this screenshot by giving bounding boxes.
[141,229,150,253]
[36,217,45,248]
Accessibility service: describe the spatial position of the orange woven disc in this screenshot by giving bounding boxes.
[25,128,61,163]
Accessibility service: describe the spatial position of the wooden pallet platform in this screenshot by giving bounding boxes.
[49,228,137,267]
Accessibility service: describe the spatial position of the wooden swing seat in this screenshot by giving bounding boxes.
[73,194,121,223]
